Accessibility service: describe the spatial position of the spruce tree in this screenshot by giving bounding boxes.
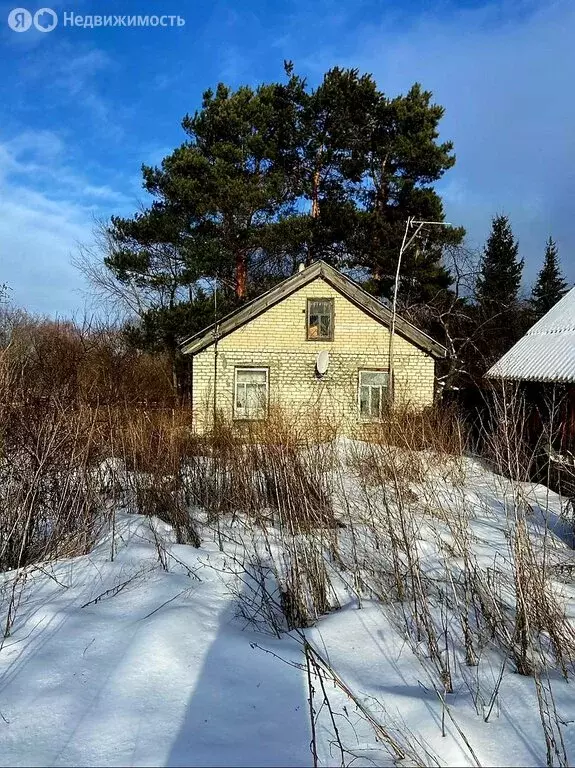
[476,215,524,314]
[475,214,525,363]
[530,237,568,319]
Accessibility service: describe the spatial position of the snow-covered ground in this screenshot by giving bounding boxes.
[1,452,575,767]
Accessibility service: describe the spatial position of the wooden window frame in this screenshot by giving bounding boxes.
[357,368,390,422]
[306,298,335,341]
[233,367,269,421]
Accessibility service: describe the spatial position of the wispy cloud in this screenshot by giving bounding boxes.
[0,129,130,204]
[0,180,93,316]
[12,41,125,140]
[0,129,135,315]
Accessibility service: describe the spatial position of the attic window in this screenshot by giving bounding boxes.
[307,298,334,340]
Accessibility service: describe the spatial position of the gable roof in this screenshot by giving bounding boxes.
[486,286,575,383]
[180,261,446,359]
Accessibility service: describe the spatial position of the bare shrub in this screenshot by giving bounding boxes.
[0,385,102,580]
[0,315,198,583]
[279,538,333,629]
[360,402,467,455]
[105,406,200,545]
[182,409,337,533]
[484,384,575,676]
[2,314,175,407]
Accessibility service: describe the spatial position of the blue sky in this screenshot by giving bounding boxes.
[0,0,573,316]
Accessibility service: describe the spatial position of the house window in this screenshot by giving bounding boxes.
[358,370,389,420]
[234,368,268,420]
[307,298,334,340]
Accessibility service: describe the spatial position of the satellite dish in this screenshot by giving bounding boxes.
[316,350,330,376]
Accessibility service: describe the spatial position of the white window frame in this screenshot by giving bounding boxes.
[357,369,389,421]
[233,367,269,420]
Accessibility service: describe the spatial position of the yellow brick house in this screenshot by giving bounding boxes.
[180,261,445,433]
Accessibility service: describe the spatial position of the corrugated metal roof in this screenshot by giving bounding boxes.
[486,286,575,382]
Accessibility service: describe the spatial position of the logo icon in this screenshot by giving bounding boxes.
[33,7,57,31]
[8,7,32,31]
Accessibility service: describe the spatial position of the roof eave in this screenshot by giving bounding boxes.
[486,372,575,384]
[180,260,447,359]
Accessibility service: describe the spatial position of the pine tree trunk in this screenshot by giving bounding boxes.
[306,168,321,267]
[311,169,320,219]
[235,252,247,299]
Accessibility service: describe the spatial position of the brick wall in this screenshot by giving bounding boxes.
[191,277,436,433]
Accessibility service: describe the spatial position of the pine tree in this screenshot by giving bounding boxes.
[530,237,568,319]
[356,83,464,303]
[102,65,463,355]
